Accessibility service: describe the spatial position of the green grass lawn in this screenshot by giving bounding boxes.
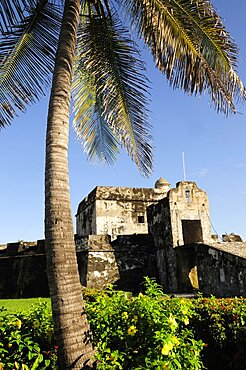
[0,298,51,314]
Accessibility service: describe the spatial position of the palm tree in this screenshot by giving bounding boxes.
[1,0,245,368]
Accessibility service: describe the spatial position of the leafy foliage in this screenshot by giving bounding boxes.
[190,295,246,370]
[1,282,246,369]
[1,0,246,175]
[0,0,37,33]
[85,278,205,369]
[122,0,246,114]
[0,302,56,370]
[0,1,62,127]
[73,8,152,174]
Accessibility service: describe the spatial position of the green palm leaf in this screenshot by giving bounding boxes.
[73,69,120,164]
[73,4,153,175]
[0,1,61,127]
[0,0,37,33]
[123,0,246,114]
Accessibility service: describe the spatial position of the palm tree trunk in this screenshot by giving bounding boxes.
[45,0,95,368]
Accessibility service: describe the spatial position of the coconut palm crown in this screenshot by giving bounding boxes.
[1,0,245,175]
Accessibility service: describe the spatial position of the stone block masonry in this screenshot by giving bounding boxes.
[0,235,158,298]
[176,242,246,297]
[1,178,245,298]
[76,184,168,240]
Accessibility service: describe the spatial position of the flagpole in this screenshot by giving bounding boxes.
[182,152,186,181]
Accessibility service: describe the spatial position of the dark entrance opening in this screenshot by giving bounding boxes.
[182,220,203,245]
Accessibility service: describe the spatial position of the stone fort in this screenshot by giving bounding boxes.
[1,178,246,298]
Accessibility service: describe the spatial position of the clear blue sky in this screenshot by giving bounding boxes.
[1,0,246,244]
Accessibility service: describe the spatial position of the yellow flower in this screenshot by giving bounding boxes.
[162,363,169,370]
[122,312,128,320]
[168,315,178,330]
[33,320,40,329]
[14,319,22,329]
[127,325,137,336]
[183,317,189,326]
[138,293,144,298]
[172,336,180,346]
[161,342,174,356]
[132,315,138,323]
[180,298,185,304]
[8,343,13,348]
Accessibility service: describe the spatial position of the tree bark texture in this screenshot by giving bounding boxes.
[45,0,95,368]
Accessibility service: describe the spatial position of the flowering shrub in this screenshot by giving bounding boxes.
[1,281,246,370]
[190,296,246,370]
[0,302,57,370]
[85,278,205,369]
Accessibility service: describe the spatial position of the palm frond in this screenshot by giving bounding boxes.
[0,0,37,33]
[0,1,62,127]
[73,70,120,165]
[73,5,153,176]
[123,0,246,114]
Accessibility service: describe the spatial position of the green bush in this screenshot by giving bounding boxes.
[0,302,57,370]
[190,296,246,370]
[1,281,246,369]
[85,278,205,369]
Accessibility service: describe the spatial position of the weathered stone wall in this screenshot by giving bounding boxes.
[1,181,245,298]
[76,235,120,289]
[76,234,157,292]
[1,239,246,297]
[96,198,149,240]
[112,234,157,292]
[0,235,158,298]
[76,186,166,240]
[147,199,178,292]
[168,182,211,246]
[176,242,246,297]
[0,242,48,298]
[147,182,212,292]
[76,187,97,236]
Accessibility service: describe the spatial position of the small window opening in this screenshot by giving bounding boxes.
[185,188,191,203]
[138,215,145,224]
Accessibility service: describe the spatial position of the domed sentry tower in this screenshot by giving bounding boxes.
[154,177,170,192]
